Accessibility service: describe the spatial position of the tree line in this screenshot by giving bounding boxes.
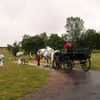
[7,16,100,56]
[7,33,65,56]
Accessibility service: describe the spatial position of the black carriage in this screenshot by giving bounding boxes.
[52,47,91,72]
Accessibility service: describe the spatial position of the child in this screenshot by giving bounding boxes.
[35,53,40,66]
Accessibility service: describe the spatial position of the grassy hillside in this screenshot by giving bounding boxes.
[0,48,15,60]
[0,48,50,100]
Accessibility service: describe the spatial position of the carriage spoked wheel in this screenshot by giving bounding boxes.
[63,57,73,73]
[81,58,91,71]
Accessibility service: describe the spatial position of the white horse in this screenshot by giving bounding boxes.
[38,47,60,67]
[38,47,54,64]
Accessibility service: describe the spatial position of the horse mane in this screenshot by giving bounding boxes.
[46,46,53,51]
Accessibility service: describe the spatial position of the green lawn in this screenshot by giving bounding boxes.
[91,53,100,70]
[0,61,50,100]
[0,48,51,99]
[73,52,100,71]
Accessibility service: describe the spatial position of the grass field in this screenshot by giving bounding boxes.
[0,48,50,100]
[0,62,50,100]
[74,53,100,71]
[91,53,100,70]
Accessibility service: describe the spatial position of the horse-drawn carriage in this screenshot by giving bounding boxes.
[52,47,91,72]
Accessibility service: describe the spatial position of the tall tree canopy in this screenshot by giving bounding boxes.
[21,34,46,54]
[65,16,84,48]
[39,32,48,46]
[78,29,100,49]
[7,42,20,56]
[65,16,84,42]
[48,34,65,50]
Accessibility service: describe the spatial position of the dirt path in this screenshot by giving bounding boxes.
[21,69,100,100]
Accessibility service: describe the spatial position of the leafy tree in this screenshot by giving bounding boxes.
[33,35,46,52]
[65,16,84,48]
[22,34,31,39]
[7,44,12,52]
[21,34,46,54]
[78,29,100,49]
[96,32,100,49]
[39,32,48,46]
[11,42,20,56]
[48,34,65,50]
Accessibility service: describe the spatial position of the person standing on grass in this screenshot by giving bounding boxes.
[35,52,41,66]
[0,55,5,67]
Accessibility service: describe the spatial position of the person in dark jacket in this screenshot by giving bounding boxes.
[35,52,41,66]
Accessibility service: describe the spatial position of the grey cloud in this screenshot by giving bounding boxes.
[0,0,100,46]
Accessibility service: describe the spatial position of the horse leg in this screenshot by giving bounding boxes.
[47,59,48,64]
[43,57,45,63]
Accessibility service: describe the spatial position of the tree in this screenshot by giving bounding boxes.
[7,44,12,52]
[21,34,46,54]
[79,29,100,49]
[65,16,84,48]
[39,32,48,46]
[9,42,20,56]
[48,34,65,50]
[22,34,31,39]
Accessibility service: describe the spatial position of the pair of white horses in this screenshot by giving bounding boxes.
[37,46,59,66]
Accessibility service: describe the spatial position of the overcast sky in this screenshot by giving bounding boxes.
[0,0,100,46]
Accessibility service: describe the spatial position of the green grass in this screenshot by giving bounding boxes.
[91,53,100,70]
[74,53,100,71]
[0,48,15,61]
[0,61,50,100]
[91,49,100,70]
[0,48,51,99]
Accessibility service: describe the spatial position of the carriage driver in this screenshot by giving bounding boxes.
[64,41,72,53]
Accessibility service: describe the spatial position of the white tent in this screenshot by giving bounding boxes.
[16,52,24,57]
[16,52,24,65]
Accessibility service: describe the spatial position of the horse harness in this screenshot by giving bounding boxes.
[43,49,53,59]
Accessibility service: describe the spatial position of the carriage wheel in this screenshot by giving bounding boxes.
[63,57,73,73]
[81,58,91,71]
[52,60,61,70]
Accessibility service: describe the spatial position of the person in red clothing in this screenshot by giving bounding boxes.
[64,42,72,48]
[64,42,73,53]
[35,52,41,66]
